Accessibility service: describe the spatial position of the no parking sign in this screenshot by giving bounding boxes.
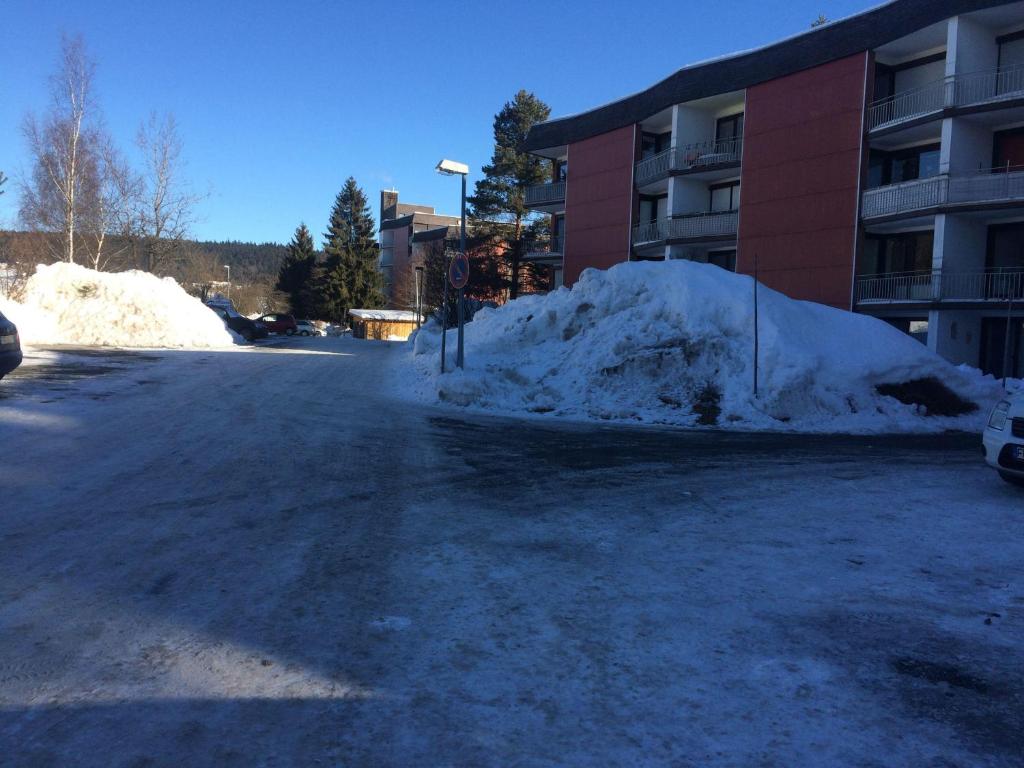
[448,253,470,290]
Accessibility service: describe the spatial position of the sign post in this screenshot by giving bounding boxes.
[449,252,470,369]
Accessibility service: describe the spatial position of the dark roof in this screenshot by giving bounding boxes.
[380,213,415,231]
[411,225,458,244]
[523,0,1017,152]
[380,211,460,232]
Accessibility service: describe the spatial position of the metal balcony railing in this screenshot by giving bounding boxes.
[862,169,1024,219]
[633,210,739,245]
[634,137,743,187]
[524,180,566,207]
[523,236,563,259]
[868,62,1024,130]
[855,269,1024,304]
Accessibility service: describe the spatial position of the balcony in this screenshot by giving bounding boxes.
[855,269,1024,305]
[524,180,566,211]
[523,236,563,264]
[633,210,738,246]
[634,137,743,187]
[868,63,1024,131]
[861,169,1024,220]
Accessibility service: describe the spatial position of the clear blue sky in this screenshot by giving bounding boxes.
[1,0,870,245]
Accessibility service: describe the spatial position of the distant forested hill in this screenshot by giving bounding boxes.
[191,240,290,283]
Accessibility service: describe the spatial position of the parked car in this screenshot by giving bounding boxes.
[983,393,1024,486]
[0,311,22,380]
[295,319,317,337]
[257,313,298,335]
[206,303,268,342]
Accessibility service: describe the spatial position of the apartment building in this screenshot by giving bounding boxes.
[379,190,461,309]
[522,0,1024,379]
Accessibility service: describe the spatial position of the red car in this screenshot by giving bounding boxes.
[257,313,298,335]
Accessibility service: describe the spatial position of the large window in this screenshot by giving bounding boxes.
[981,318,1024,378]
[707,249,736,272]
[863,231,934,274]
[638,194,667,224]
[987,222,1024,272]
[640,131,671,160]
[709,181,740,212]
[868,144,941,187]
[993,128,1024,172]
[715,113,743,149]
[554,159,568,181]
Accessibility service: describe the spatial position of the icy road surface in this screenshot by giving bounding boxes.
[1,337,1022,767]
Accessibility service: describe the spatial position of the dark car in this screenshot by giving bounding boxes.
[257,313,298,335]
[206,304,268,342]
[0,311,23,380]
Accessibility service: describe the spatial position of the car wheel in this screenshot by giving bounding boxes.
[286,328,295,336]
[241,328,254,342]
[301,330,310,336]
[999,471,1024,487]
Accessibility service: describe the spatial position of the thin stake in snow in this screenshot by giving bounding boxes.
[753,252,760,399]
[1003,288,1015,390]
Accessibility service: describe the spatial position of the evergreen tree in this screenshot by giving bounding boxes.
[316,177,384,323]
[468,90,552,299]
[276,222,318,317]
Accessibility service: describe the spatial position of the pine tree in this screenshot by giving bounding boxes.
[468,90,552,299]
[316,177,384,324]
[276,223,318,317]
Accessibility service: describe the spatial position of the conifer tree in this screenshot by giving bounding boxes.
[316,177,384,323]
[276,222,318,317]
[468,90,552,299]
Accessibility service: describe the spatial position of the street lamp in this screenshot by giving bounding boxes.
[223,265,231,300]
[436,158,469,371]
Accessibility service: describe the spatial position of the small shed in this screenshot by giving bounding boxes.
[348,309,422,341]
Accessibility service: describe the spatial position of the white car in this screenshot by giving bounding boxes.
[295,319,318,337]
[983,393,1024,487]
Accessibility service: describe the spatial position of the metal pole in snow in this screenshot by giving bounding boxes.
[440,247,449,374]
[753,252,759,399]
[457,173,467,369]
[1003,290,1014,390]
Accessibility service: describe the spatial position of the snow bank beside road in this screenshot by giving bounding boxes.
[0,263,234,348]
[402,260,1007,433]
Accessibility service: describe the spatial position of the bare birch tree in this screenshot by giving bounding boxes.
[81,136,143,271]
[136,112,204,274]
[19,35,96,264]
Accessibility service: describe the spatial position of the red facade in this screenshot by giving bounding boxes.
[737,52,869,309]
[563,125,636,286]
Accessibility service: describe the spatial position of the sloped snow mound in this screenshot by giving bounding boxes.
[1,263,234,348]
[405,261,1006,433]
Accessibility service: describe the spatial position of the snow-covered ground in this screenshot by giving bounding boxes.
[400,261,1019,434]
[1,336,1022,766]
[0,263,235,348]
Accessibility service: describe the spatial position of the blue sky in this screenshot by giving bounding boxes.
[1,0,870,245]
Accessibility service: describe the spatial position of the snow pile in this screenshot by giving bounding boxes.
[0,263,234,348]
[403,260,1007,433]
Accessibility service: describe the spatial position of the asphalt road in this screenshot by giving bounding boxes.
[1,338,1021,767]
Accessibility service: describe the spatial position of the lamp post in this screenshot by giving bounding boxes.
[223,265,231,300]
[436,158,469,371]
[414,265,424,330]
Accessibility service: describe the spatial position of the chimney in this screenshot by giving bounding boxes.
[380,190,399,223]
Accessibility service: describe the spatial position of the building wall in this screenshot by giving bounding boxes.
[563,124,636,286]
[737,52,870,309]
[388,225,412,309]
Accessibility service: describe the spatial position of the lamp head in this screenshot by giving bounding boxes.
[436,159,469,176]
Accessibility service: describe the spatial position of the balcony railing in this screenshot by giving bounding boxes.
[856,269,1024,304]
[524,180,566,208]
[868,63,1024,130]
[633,210,739,245]
[634,137,743,187]
[523,236,563,259]
[862,169,1024,219]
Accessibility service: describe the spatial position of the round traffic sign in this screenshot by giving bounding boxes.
[449,252,470,289]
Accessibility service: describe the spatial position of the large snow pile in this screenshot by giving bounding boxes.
[0,263,234,348]
[403,260,1010,433]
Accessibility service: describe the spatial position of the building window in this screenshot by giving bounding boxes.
[998,30,1024,71]
[993,127,1024,172]
[707,249,737,272]
[715,113,744,149]
[638,194,667,224]
[709,181,740,212]
[987,222,1024,272]
[863,231,934,274]
[885,318,929,345]
[640,131,671,160]
[868,143,940,187]
[554,159,567,181]
[981,318,1024,378]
